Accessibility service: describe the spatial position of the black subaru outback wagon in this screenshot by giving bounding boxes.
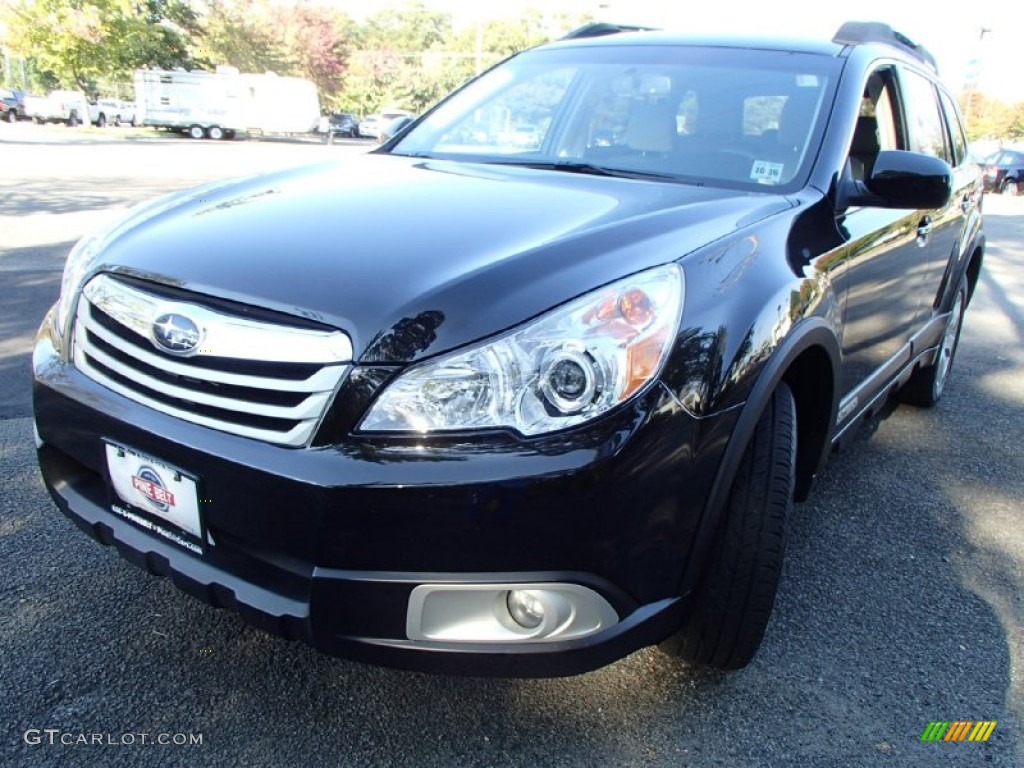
[33,21,984,675]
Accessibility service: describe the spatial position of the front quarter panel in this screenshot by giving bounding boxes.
[663,194,845,418]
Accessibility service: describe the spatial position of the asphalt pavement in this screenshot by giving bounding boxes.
[1,123,1021,767]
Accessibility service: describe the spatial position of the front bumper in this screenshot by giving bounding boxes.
[33,325,738,676]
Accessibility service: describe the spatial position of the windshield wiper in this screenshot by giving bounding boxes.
[484,159,680,181]
[387,154,682,181]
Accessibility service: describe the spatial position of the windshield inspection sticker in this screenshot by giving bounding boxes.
[750,160,784,184]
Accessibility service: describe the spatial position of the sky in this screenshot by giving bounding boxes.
[343,0,1024,103]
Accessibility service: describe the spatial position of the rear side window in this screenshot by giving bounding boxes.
[901,70,948,163]
[938,90,967,167]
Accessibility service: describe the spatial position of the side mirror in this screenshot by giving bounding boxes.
[843,150,952,210]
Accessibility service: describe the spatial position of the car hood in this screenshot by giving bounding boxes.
[92,155,792,363]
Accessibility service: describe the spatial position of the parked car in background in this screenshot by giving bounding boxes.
[327,112,360,138]
[25,90,89,126]
[90,98,135,127]
[967,139,1001,165]
[0,88,14,122]
[119,101,137,127]
[1,88,29,123]
[981,148,1024,195]
[360,109,412,139]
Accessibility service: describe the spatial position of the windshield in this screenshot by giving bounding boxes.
[391,43,840,191]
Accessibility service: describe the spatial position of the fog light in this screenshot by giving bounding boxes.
[407,582,619,644]
[506,590,545,629]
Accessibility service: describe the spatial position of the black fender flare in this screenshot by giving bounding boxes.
[678,318,841,595]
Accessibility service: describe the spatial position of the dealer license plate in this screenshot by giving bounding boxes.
[104,442,205,553]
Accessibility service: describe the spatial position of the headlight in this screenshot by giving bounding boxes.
[359,263,683,436]
[54,231,107,340]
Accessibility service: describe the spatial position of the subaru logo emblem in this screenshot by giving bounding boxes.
[151,312,202,355]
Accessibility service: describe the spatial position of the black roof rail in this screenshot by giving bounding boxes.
[561,23,658,40]
[833,21,938,73]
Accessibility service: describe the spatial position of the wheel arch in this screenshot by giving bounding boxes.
[781,343,837,502]
[964,240,984,306]
[679,319,840,594]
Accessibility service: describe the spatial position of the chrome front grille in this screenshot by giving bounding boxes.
[73,275,351,447]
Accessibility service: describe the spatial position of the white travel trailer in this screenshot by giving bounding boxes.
[133,66,320,139]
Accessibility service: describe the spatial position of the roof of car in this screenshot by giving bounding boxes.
[544,30,844,58]
[544,21,937,72]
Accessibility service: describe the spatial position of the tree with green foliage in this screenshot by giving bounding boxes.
[360,1,451,53]
[2,0,200,94]
[196,1,289,74]
[1006,104,1024,140]
[125,1,203,69]
[338,6,588,116]
[959,90,1024,141]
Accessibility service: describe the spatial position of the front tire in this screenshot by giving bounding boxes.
[96,113,106,128]
[897,275,967,407]
[661,381,797,670]
[1002,178,1019,196]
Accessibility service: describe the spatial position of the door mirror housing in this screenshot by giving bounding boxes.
[842,150,952,210]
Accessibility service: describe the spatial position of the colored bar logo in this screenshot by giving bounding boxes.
[921,721,997,742]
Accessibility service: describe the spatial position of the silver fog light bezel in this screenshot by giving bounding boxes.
[406,582,619,645]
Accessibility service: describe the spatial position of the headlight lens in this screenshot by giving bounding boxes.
[54,232,106,339]
[359,263,683,436]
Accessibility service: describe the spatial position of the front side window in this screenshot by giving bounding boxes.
[391,45,840,191]
[847,67,904,181]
